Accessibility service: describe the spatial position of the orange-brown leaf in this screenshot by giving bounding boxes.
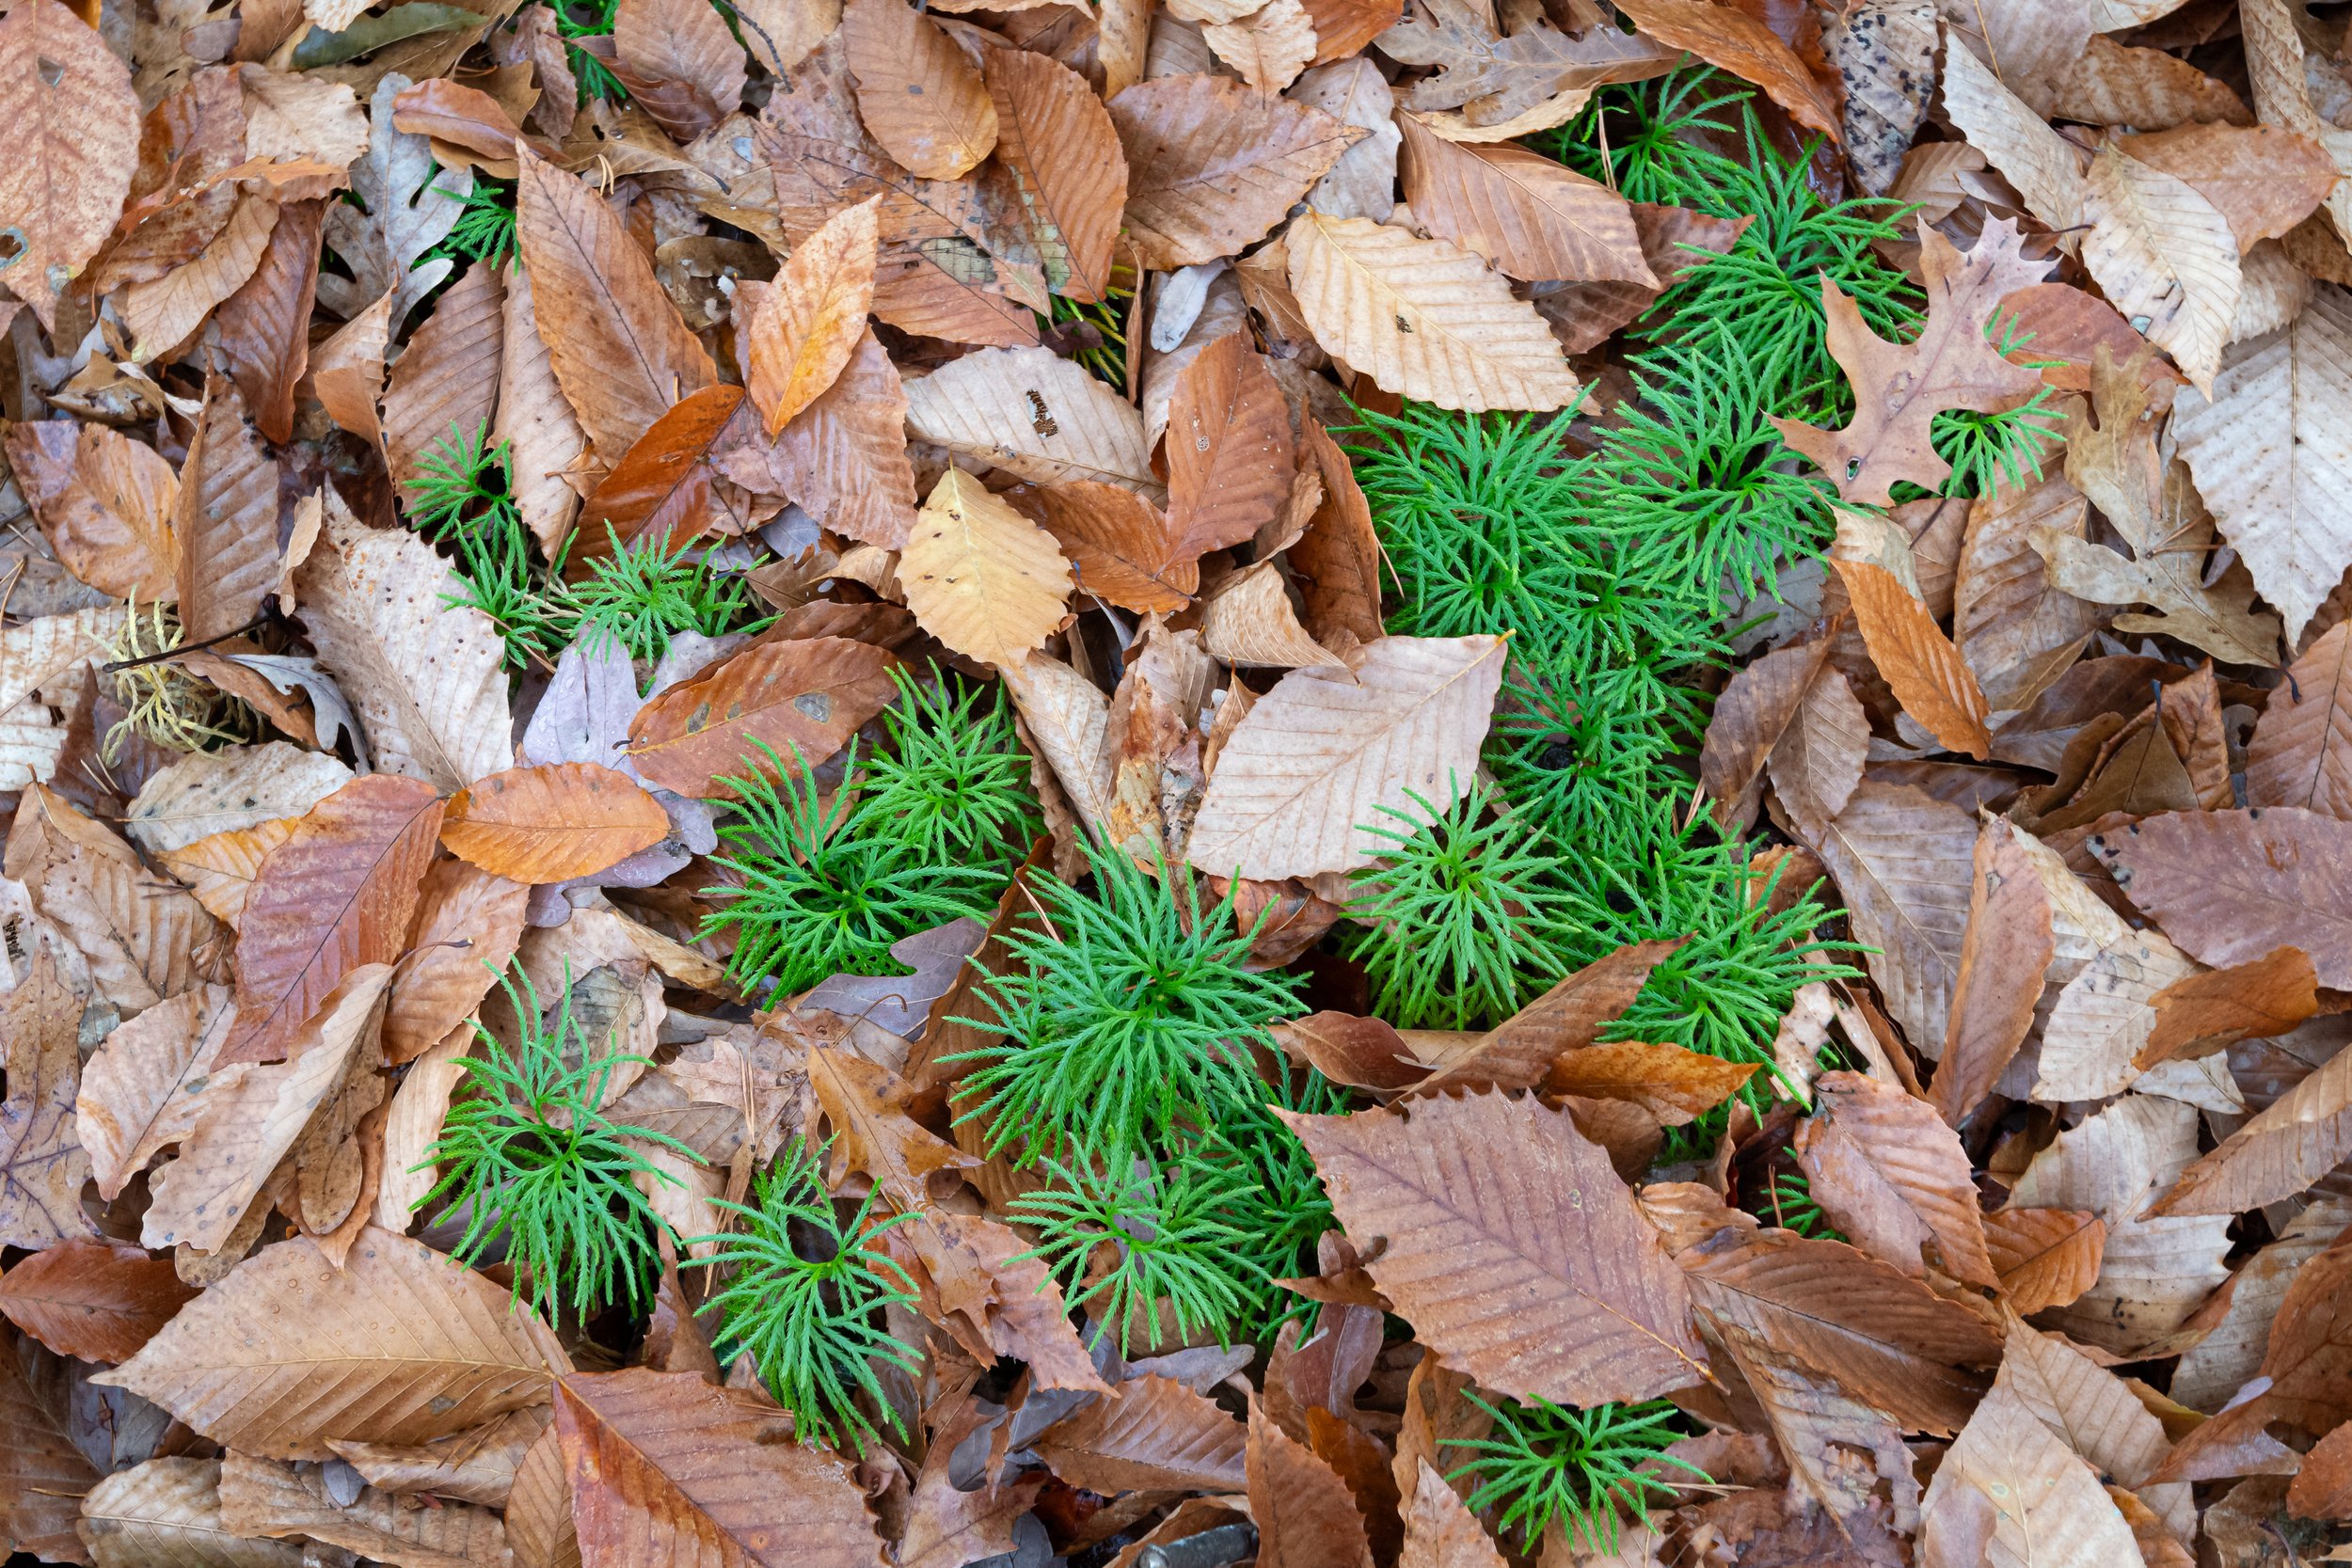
[2088,807,2352,986]
[1109,74,1363,271]
[611,0,748,143]
[746,196,880,435]
[1031,1375,1249,1494]
[574,385,749,569]
[843,0,996,180]
[0,0,141,330]
[382,258,503,493]
[2,420,179,602]
[1540,1040,1757,1125]
[1414,940,1682,1093]
[440,762,671,884]
[1981,1206,2106,1315]
[980,46,1125,303]
[0,1239,196,1364]
[625,636,900,799]
[174,374,282,645]
[1166,333,1295,562]
[807,1047,980,1213]
[1797,1071,1998,1286]
[1612,0,1839,139]
[215,196,325,445]
[1015,481,1197,614]
[1930,816,2054,1124]
[2141,945,2320,1068]
[1249,1402,1375,1568]
[1832,556,1992,758]
[1398,1458,1506,1568]
[2150,1042,2352,1216]
[1395,111,1653,285]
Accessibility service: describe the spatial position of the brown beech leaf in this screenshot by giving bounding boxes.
[1281,1089,1708,1405]
[1291,419,1386,646]
[2090,808,2352,986]
[3,421,180,602]
[1831,558,1991,758]
[1415,940,1680,1093]
[1032,1375,1248,1493]
[1612,0,1837,139]
[1776,224,2051,506]
[382,861,526,1063]
[1698,633,1832,830]
[1109,74,1362,270]
[1700,1312,1918,1531]
[1771,662,1870,843]
[507,1421,579,1568]
[808,1047,980,1212]
[729,325,919,551]
[174,374,283,645]
[897,1210,1110,1395]
[389,78,523,160]
[1798,1071,1998,1287]
[572,384,747,571]
[555,1369,882,1567]
[0,1321,101,1562]
[901,467,1073,669]
[0,0,140,330]
[215,196,325,445]
[1813,782,1976,1053]
[1540,1041,1756,1126]
[97,1228,568,1458]
[1981,1207,2106,1315]
[1272,1012,1426,1093]
[2150,1041,2352,1216]
[625,636,900,798]
[79,1456,302,1568]
[0,1240,195,1363]
[902,345,1156,493]
[1395,111,1652,285]
[2141,946,2320,1068]
[843,0,995,179]
[1379,0,1672,127]
[2247,620,2352,816]
[326,1403,550,1506]
[0,947,98,1251]
[440,762,671,884]
[75,984,238,1201]
[225,773,443,1066]
[1188,634,1504,879]
[220,1450,510,1566]
[2080,145,2241,396]
[1166,334,1295,562]
[1398,1458,1505,1568]
[1677,1228,2000,1435]
[612,0,747,142]
[900,1464,1044,1568]
[497,258,591,559]
[747,196,880,436]
[1916,1378,2142,1566]
[1956,471,2103,710]
[1249,1402,1375,1568]
[514,142,716,456]
[981,46,1125,303]
[1015,481,1196,614]
[2117,122,2337,253]
[381,258,503,493]
[1929,816,2054,1125]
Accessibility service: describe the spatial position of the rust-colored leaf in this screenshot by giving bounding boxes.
[1031,1375,1249,1493]
[1249,1402,1375,1568]
[746,196,880,436]
[1797,1071,1997,1286]
[1981,1207,2106,1315]
[980,46,1125,303]
[1930,816,2055,1125]
[174,374,282,645]
[1108,74,1363,271]
[1414,940,1681,1093]
[215,196,324,445]
[896,1210,1111,1396]
[573,385,749,569]
[1613,0,1838,137]
[0,0,140,330]
[1396,111,1652,285]
[382,258,503,494]
[1166,333,1295,562]
[1015,481,1196,614]
[2150,1041,2352,1216]
[842,0,995,180]
[626,636,900,798]
[1831,557,1992,758]
[1541,1040,1757,1125]
[440,762,671,884]
[2141,945,2320,1068]
[0,1239,195,1363]
[611,0,748,143]
[0,947,99,1251]
[2,420,178,607]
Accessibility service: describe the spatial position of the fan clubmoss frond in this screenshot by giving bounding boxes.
[1445,1395,1707,1553]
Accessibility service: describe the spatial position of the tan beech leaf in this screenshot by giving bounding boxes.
[612,0,747,143]
[1999,1316,2188,1535]
[0,1239,196,1363]
[5,784,228,1017]
[1982,1207,2106,1315]
[1612,0,1837,139]
[2249,622,2352,815]
[1032,1375,1249,1493]
[1377,0,1671,126]
[0,0,140,330]
[1701,1312,1919,1530]
[119,193,279,362]
[1287,213,1581,412]
[1397,111,1653,285]
[440,762,670,884]
[1770,663,1869,844]
[383,862,526,1064]
[2171,1196,2351,1412]
[1294,59,1401,224]
[1678,1228,2000,1435]
[1773,221,2052,506]
[376,1022,472,1232]
[220,1451,508,1567]
[0,605,121,726]
[904,345,1158,492]
[1414,941,1682,1094]
[495,259,590,559]
[506,1421,578,1568]
[1930,817,2054,1124]
[843,0,995,179]
[515,142,716,456]
[1955,472,2103,709]
[1399,1458,1505,1568]
[127,741,353,858]
[147,963,390,1251]
[3,421,180,602]
[0,947,97,1250]
[175,374,284,646]
[1167,334,1295,562]
[97,1228,567,1458]
[76,984,240,1200]
[2141,946,2319,1068]
[295,526,515,792]
[901,467,1073,670]
[226,774,442,1066]
[1203,0,1317,93]
[1831,557,1990,758]
[2118,122,2338,253]
[747,196,880,435]
[1798,1071,1998,1286]
[2149,1041,2352,1215]
[1110,74,1362,270]
[381,260,503,493]
[79,1457,304,1568]
[556,1369,884,1566]
[1539,1041,1756,1125]
[733,325,919,550]
[1187,634,1504,879]
[1201,561,1341,670]
[1936,32,2086,233]
[1281,1089,1708,1404]
[1916,1379,2142,1567]
[2090,807,2352,985]
[1812,782,1975,1054]
[2080,144,2241,393]
[1000,651,1115,832]
[898,1211,1110,1395]
[1018,481,1196,613]
[1249,1402,1375,1568]
[982,46,1127,301]
[2033,927,2199,1102]
[310,292,393,447]
[328,1405,549,1505]
[626,637,901,798]
[2170,285,2352,645]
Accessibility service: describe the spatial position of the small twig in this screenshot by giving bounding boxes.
[101,611,271,673]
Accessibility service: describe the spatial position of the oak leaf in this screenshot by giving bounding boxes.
[897,1211,1111,1396]
[900,467,1074,669]
[440,762,671,884]
[1378,0,1673,128]
[746,196,880,436]
[1282,1088,1708,1405]
[808,1047,980,1212]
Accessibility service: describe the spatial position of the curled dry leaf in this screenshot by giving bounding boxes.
[1414,940,1682,1094]
[2149,1041,2352,1216]
[440,762,672,884]
[900,467,1073,669]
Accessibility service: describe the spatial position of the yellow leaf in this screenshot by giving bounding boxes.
[900,467,1073,669]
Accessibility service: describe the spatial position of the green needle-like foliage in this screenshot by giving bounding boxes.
[1922,312,2068,499]
[415,964,694,1323]
[1343,782,1580,1031]
[408,419,515,542]
[693,1138,920,1451]
[953,837,1307,1171]
[428,176,518,270]
[1046,288,1135,387]
[1764,1164,1840,1239]
[564,525,767,662]
[1445,1395,1707,1553]
[1535,63,1742,205]
[406,420,565,669]
[1009,1154,1262,1348]
[702,741,1002,995]
[1191,1069,1346,1335]
[858,668,1042,873]
[552,0,628,100]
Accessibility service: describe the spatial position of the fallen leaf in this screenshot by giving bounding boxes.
[1831,559,1991,760]
[1378,0,1672,127]
[1031,1375,1248,1493]
[2249,622,2352,816]
[571,384,747,572]
[1250,1402,1375,1568]
[220,1450,510,1567]
[1412,941,1681,1093]
[1166,333,1295,562]
[1916,1378,2144,1567]
[903,344,1158,492]
[808,1047,980,1212]
[382,861,525,1062]
[746,196,881,435]
[2150,1040,2352,1216]
[1282,1088,1708,1405]
[1701,1311,1918,1531]
[1,1323,103,1560]
[3,421,179,602]
[1016,481,1197,613]
[625,636,899,799]
[1981,1206,2106,1315]
[611,0,746,142]
[1541,1041,1756,1125]
[897,1210,1110,1395]
[1397,110,1652,285]
[0,947,99,1250]
[980,45,1126,301]
[380,258,502,493]
[1398,1457,1506,1568]
[1812,781,1977,1053]
[1930,816,2054,1125]
[842,0,996,179]
[79,1456,302,1568]
[2079,144,2241,392]
[0,0,141,330]
[900,467,1073,669]
[1797,1071,1997,1286]
[2090,808,2352,987]
[174,374,283,646]
[1109,73,1362,270]
[440,762,671,884]
[729,325,920,550]
[0,1240,195,1364]
[1613,0,1837,138]
[2142,947,2320,1067]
